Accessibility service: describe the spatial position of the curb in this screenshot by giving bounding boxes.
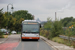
[0,38,8,44]
[0,35,10,44]
[0,41,4,44]
[40,36,58,50]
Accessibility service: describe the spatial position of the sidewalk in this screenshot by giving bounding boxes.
[0,34,20,44]
[0,38,8,44]
[0,35,10,44]
[40,36,75,50]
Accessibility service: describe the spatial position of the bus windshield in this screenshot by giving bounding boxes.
[22,24,39,33]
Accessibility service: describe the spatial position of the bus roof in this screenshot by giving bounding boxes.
[24,20,36,22]
[22,20,38,23]
[22,20,41,24]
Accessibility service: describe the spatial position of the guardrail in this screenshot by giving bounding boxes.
[59,35,75,41]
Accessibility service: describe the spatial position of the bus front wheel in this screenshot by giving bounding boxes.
[21,38,23,41]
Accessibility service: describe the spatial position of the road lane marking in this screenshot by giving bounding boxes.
[42,39,58,50]
[0,41,4,43]
[37,42,39,50]
[22,42,24,50]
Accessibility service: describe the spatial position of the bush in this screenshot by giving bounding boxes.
[52,37,75,48]
[40,28,51,39]
[0,31,4,38]
[52,37,64,44]
[40,21,63,40]
[51,21,63,38]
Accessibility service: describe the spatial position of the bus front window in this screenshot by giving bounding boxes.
[23,24,39,33]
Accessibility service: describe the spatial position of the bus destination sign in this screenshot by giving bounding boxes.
[23,22,38,24]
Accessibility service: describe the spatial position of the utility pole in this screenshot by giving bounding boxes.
[7,4,14,30]
[55,12,57,21]
[7,4,14,15]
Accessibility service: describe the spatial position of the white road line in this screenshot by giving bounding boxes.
[14,38,21,50]
[0,41,4,43]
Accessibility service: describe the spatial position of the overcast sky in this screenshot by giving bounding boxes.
[0,0,75,21]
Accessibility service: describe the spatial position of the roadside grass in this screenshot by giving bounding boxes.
[40,29,75,48]
[0,35,4,38]
[52,37,64,44]
[17,32,21,34]
[52,37,75,48]
[9,33,12,35]
[0,31,4,38]
[3,35,8,38]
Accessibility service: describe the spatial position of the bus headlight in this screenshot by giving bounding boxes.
[22,34,25,37]
[36,34,39,37]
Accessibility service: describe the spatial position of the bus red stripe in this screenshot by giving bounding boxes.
[22,37,40,39]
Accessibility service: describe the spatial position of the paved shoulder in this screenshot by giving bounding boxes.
[0,38,8,44]
[41,36,75,50]
[0,34,20,50]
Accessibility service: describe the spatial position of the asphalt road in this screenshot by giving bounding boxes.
[0,34,20,50]
[16,39,53,50]
[0,34,53,50]
[5,34,20,43]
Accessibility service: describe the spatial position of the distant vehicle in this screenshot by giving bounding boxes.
[0,29,9,34]
[11,31,17,34]
[4,31,9,35]
[21,20,40,41]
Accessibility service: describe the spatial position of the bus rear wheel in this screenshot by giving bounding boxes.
[36,39,38,41]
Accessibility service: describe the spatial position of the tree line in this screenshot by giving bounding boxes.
[41,16,75,39]
[0,8,34,32]
[40,17,75,48]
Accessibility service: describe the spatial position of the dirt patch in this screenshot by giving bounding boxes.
[3,35,8,38]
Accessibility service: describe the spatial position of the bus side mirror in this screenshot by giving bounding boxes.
[21,24,22,28]
[40,24,41,28]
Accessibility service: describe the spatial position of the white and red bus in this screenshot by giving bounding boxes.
[21,20,40,41]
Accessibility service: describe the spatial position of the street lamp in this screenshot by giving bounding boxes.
[55,12,57,21]
[7,4,14,30]
[7,4,14,15]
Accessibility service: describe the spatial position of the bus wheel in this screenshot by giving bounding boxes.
[36,39,38,41]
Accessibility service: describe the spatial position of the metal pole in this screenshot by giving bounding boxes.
[7,4,14,30]
[7,4,13,14]
[7,5,8,15]
[7,5,8,30]
[55,12,56,21]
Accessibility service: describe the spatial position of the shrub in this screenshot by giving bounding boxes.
[40,21,63,39]
[50,21,63,39]
[40,29,44,36]
[0,31,4,38]
[52,37,64,44]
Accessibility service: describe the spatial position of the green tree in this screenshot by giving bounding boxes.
[0,10,34,33]
[44,17,52,29]
[50,21,63,39]
[15,18,24,33]
[0,8,4,37]
[0,8,4,28]
[65,28,75,45]
[43,17,63,39]
[60,17,73,27]
[12,10,34,20]
[1,12,12,28]
[72,18,75,28]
